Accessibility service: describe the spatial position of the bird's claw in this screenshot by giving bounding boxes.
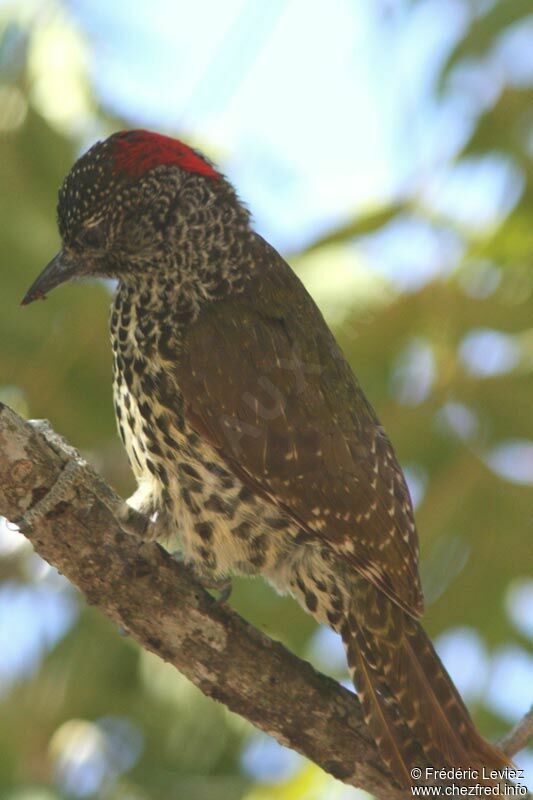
[206,578,233,604]
[188,568,233,604]
[115,503,166,541]
[171,555,232,603]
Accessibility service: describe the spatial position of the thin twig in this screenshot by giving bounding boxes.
[500,706,533,759]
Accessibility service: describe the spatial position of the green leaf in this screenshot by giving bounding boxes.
[440,0,533,87]
[299,201,407,254]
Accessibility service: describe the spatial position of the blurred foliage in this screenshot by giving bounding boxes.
[0,1,531,799]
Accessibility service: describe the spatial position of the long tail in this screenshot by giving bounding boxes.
[342,579,510,788]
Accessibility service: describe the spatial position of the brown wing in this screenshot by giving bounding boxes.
[176,236,424,618]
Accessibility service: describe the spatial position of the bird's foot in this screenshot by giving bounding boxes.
[171,554,233,603]
[15,421,169,545]
[202,576,233,604]
[115,502,169,542]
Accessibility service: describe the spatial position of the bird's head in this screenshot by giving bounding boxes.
[22,129,240,305]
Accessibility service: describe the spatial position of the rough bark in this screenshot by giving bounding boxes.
[0,403,529,798]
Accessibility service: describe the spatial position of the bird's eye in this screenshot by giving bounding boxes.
[79,225,104,248]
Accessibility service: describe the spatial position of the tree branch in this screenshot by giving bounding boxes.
[0,402,402,799]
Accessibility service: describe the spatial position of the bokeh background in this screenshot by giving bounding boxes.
[0,0,532,798]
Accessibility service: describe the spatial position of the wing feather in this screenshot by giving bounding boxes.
[176,237,424,617]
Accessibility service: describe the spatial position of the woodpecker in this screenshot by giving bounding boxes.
[23,130,508,787]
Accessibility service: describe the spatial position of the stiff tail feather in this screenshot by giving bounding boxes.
[342,582,510,788]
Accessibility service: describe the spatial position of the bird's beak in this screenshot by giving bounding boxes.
[21,250,80,306]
